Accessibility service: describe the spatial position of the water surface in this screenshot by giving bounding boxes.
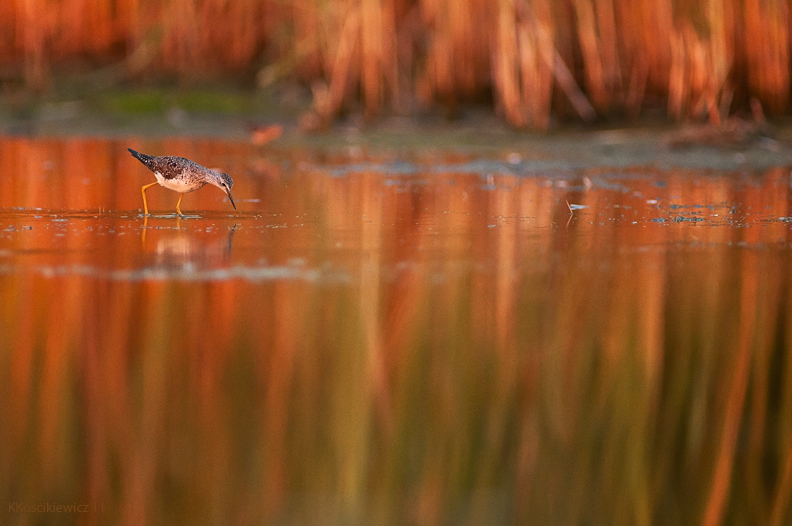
[2,137,792,525]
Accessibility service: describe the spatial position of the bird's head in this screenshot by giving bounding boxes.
[210,172,236,211]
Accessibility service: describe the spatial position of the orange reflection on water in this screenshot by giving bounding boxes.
[1,138,792,524]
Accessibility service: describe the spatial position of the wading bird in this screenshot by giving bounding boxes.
[128,148,236,216]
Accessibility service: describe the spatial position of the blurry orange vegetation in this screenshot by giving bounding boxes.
[1,0,790,127]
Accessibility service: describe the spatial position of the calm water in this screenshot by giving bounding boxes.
[2,137,792,525]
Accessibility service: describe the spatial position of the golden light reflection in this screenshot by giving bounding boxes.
[1,138,792,524]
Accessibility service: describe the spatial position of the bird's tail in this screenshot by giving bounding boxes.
[127,148,155,169]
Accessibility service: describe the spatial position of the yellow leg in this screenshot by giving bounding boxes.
[176,194,185,216]
[141,182,159,216]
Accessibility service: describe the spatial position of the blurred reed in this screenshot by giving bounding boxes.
[1,0,790,127]
[2,139,792,523]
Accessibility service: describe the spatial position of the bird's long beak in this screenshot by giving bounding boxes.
[226,190,237,211]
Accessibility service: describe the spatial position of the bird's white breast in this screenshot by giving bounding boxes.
[154,171,203,193]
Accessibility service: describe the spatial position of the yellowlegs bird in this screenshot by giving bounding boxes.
[128,148,236,216]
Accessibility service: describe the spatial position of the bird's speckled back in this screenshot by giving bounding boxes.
[129,150,208,181]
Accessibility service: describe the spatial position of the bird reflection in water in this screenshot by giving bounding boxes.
[142,216,238,272]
